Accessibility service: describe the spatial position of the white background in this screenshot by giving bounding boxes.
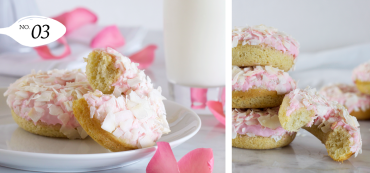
[233,0,370,53]
[35,0,163,30]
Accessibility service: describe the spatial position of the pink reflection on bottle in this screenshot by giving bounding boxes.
[190,88,208,109]
[219,87,225,107]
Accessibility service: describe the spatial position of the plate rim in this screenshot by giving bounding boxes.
[0,99,201,158]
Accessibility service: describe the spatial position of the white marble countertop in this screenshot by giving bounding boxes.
[0,30,225,172]
[233,121,370,173]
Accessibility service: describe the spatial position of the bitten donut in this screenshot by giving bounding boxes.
[279,88,362,161]
[320,84,370,120]
[232,25,299,71]
[73,48,170,151]
[232,108,296,149]
[232,65,296,108]
[4,69,92,139]
[85,47,153,96]
[353,62,370,94]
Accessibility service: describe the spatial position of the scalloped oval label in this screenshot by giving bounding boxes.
[0,16,66,47]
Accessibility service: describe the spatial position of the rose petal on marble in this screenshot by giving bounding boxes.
[190,88,208,109]
[146,142,180,173]
[90,25,125,49]
[207,101,225,126]
[178,148,214,173]
[34,37,71,60]
[53,7,97,35]
[129,45,157,69]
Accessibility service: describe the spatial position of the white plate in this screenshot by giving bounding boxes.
[0,88,201,172]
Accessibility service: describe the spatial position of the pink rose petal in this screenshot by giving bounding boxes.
[190,88,208,109]
[178,148,214,173]
[207,101,225,126]
[36,7,96,60]
[53,7,97,36]
[129,45,157,69]
[34,37,71,60]
[146,142,180,173]
[90,25,125,49]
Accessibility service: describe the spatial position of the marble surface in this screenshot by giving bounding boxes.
[233,121,370,173]
[0,30,225,172]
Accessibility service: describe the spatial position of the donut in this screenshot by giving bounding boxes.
[232,65,296,108]
[279,88,362,161]
[4,69,92,139]
[73,48,170,151]
[232,25,299,71]
[353,62,370,94]
[232,108,296,149]
[320,84,370,120]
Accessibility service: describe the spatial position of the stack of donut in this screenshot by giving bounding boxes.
[232,24,299,149]
[4,47,170,151]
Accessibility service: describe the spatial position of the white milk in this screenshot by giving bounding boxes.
[163,0,225,88]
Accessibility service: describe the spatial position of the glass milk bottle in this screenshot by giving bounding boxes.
[164,0,225,114]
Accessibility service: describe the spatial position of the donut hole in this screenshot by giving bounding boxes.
[86,50,121,94]
[326,126,353,161]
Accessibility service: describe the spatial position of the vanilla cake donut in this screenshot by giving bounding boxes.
[232,108,296,149]
[4,69,92,139]
[73,90,170,151]
[279,88,362,161]
[73,47,170,151]
[320,84,370,120]
[232,25,299,71]
[232,65,296,108]
[353,62,370,94]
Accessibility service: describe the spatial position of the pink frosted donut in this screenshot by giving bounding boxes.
[352,62,370,82]
[232,65,296,108]
[353,62,370,94]
[232,107,296,149]
[73,48,170,151]
[4,69,93,139]
[279,88,362,161]
[79,89,170,149]
[320,84,370,120]
[232,25,300,71]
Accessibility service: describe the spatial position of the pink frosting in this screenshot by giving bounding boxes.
[352,62,370,82]
[285,88,362,156]
[3,69,92,139]
[232,108,292,142]
[232,25,300,58]
[232,66,296,94]
[83,90,170,149]
[103,47,157,98]
[320,84,370,113]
